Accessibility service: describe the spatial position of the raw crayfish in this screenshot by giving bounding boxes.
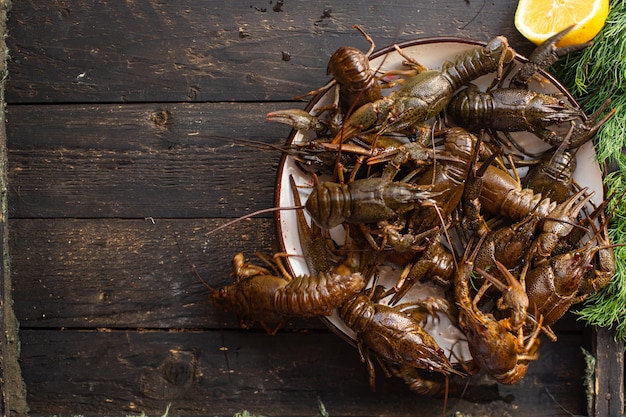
[267,25,383,138]
[215,27,617,396]
[339,287,466,393]
[447,26,614,152]
[213,251,366,335]
[329,36,516,143]
[454,238,542,385]
[212,176,370,335]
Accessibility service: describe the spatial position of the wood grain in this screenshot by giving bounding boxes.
[593,327,625,417]
[7,103,295,219]
[19,329,587,416]
[4,0,622,415]
[10,218,293,329]
[6,0,534,104]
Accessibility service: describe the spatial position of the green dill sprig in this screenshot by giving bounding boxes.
[575,164,626,341]
[552,0,626,163]
[550,0,626,342]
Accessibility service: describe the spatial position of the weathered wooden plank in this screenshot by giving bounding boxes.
[0,107,5,417]
[8,213,596,415]
[9,217,592,333]
[0,0,8,412]
[9,218,308,329]
[6,0,535,104]
[8,145,279,219]
[7,102,298,219]
[593,327,624,417]
[6,102,294,151]
[19,329,587,417]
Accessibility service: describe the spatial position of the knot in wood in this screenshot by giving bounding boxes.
[163,351,194,386]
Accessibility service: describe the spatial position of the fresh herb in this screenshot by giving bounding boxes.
[576,166,626,340]
[551,0,626,342]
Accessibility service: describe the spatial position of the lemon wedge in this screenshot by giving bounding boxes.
[515,0,609,46]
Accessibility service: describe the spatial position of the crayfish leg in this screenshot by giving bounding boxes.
[461,132,497,236]
[393,44,429,75]
[472,280,493,309]
[389,262,413,298]
[234,252,274,279]
[355,338,378,392]
[293,79,337,101]
[271,252,295,281]
[352,24,375,57]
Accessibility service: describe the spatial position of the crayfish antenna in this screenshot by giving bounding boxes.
[205,205,304,237]
[176,240,218,293]
[176,240,234,380]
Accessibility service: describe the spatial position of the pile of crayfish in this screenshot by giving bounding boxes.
[213,25,617,395]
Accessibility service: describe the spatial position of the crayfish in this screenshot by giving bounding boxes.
[213,251,367,335]
[447,26,615,153]
[454,238,542,385]
[210,27,618,396]
[329,36,516,143]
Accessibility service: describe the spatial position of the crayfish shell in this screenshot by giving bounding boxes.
[274,271,366,317]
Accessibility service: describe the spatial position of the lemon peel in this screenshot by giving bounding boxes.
[515,0,609,46]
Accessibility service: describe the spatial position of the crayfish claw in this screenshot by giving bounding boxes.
[266,109,327,133]
[511,24,592,87]
[566,100,615,149]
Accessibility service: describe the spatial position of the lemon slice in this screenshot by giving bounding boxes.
[515,0,609,47]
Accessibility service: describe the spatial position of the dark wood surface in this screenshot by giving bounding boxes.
[4,1,624,416]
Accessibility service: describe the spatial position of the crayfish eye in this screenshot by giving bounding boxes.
[574,252,581,261]
[558,99,565,107]
[219,288,228,298]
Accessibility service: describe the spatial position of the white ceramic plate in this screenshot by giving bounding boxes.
[274,37,604,364]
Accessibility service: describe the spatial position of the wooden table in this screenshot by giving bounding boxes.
[3,1,624,416]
